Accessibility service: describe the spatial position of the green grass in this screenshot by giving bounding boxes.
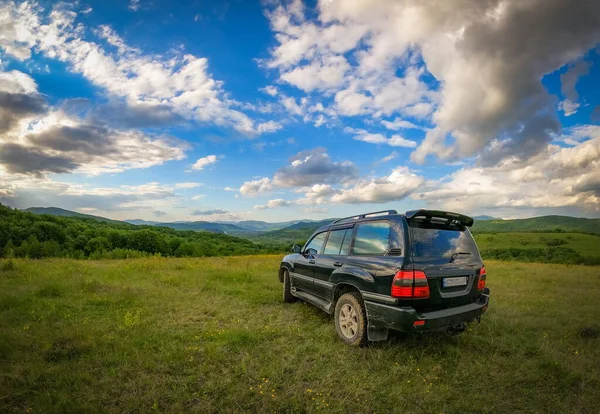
[1,257,599,413]
[473,232,600,257]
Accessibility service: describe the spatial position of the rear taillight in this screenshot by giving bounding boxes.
[391,270,429,299]
[477,266,487,290]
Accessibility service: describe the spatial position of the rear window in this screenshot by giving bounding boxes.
[409,220,479,258]
[351,221,391,255]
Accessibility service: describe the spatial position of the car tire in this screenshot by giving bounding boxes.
[334,292,368,347]
[282,269,297,303]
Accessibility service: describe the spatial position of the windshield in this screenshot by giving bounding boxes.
[409,220,480,259]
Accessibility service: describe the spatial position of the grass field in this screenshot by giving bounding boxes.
[473,232,600,258]
[1,257,599,413]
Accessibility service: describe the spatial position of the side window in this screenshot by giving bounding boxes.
[351,222,391,255]
[304,232,326,254]
[323,229,347,255]
[339,229,352,256]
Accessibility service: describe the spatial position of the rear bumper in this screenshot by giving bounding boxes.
[364,290,490,333]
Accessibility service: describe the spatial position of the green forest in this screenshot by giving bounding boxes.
[0,204,283,259]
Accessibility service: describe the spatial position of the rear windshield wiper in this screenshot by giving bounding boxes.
[449,252,471,263]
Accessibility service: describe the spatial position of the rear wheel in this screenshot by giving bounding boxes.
[334,292,368,346]
[282,269,297,303]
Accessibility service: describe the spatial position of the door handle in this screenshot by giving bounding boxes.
[309,259,316,264]
[333,261,343,267]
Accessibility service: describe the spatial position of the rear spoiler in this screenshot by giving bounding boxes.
[405,209,474,227]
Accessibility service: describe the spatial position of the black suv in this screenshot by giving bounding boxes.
[278,209,490,346]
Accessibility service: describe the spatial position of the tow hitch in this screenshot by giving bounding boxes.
[445,322,467,336]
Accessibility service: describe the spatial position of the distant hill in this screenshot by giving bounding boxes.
[125,219,250,234]
[221,220,305,232]
[125,219,160,226]
[23,207,122,224]
[472,215,600,235]
[152,221,248,234]
[474,215,497,221]
[248,219,336,245]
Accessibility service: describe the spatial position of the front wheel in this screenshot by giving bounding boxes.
[282,269,297,303]
[334,292,368,346]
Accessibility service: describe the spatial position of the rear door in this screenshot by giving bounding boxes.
[408,218,484,309]
[293,231,327,293]
[313,226,353,299]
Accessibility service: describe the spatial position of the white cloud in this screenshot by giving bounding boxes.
[559,100,580,117]
[414,136,600,212]
[254,198,290,209]
[280,55,350,92]
[0,2,279,137]
[376,151,399,164]
[331,167,425,204]
[345,127,417,148]
[272,147,358,187]
[175,182,202,189]
[260,85,278,96]
[239,148,357,196]
[128,0,141,11]
[264,0,600,165]
[189,155,219,171]
[239,177,273,195]
[0,71,188,177]
[381,118,421,131]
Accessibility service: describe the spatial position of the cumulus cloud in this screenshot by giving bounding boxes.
[0,71,46,133]
[0,1,278,136]
[264,0,600,165]
[414,134,600,212]
[0,69,188,177]
[153,210,166,217]
[189,155,219,171]
[331,167,425,204]
[239,148,357,195]
[272,147,358,187]
[239,177,274,195]
[254,198,290,209]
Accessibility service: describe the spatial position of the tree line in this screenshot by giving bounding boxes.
[0,204,286,259]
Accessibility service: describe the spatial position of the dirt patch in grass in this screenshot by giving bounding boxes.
[578,326,600,339]
[45,336,92,362]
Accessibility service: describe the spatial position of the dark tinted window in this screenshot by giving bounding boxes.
[324,229,347,255]
[410,221,479,258]
[352,222,391,255]
[304,232,326,254]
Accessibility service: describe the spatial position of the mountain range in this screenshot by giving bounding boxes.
[21,208,600,244]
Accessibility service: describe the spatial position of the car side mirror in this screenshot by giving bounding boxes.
[291,244,302,253]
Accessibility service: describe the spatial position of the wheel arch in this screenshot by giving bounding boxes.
[332,282,363,306]
[278,262,293,283]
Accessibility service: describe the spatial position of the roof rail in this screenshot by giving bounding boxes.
[332,210,398,224]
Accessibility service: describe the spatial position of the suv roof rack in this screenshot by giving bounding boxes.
[405,209,474,227]
[332,210,398,225]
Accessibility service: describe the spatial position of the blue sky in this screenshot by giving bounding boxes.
[0,0,599,222]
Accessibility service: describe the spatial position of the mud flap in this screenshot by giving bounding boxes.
[367,325,389,341]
